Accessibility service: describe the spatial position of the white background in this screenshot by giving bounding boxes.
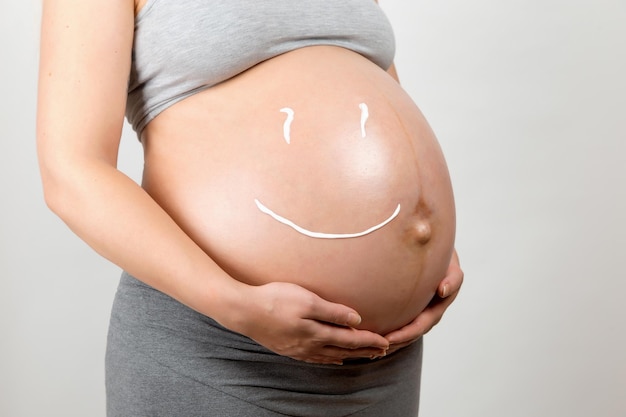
[1,1,625,416]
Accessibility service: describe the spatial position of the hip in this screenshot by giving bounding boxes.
[106,271,423,417]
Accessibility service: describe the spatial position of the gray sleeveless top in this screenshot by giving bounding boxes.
[125,0,396,134]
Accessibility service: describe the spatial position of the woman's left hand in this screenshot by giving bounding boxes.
[382,249,463,355]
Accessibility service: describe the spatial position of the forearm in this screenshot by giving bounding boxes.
[39,159,394,362]
[41,158,244,323]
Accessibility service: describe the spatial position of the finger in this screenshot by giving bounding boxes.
[304,295,364,328]
[321,345,389,361]
[437,266,463,298]
[385,292,457,344]
[385,340,416,355]
[409,297,453,336]
[438,254,464,298]
[383,317,421,345]
[314,323,389,350]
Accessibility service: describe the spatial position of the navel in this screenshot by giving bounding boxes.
[409,198,433,245]
[412,220,432,245]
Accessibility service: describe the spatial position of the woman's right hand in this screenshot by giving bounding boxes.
[227,281,389,365]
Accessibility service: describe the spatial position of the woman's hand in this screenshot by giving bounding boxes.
[383,249,463,354]
[230,281,390,365]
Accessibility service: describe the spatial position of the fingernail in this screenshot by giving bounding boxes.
[348,312,361,326]
[440,284,449,298]
[370,350,387,360]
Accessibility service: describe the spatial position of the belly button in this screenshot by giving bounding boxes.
[412,220,432,245]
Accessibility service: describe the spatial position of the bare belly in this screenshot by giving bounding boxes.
[140,46,456,335]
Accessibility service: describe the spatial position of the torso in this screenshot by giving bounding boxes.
[139,46,456,335]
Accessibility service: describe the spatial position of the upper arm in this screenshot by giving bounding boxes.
[387,62,399,82]
[37,0,135,172]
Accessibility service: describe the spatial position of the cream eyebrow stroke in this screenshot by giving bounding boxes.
[280,107,295,144]
[255,199,401,239]
[359,102,369,138]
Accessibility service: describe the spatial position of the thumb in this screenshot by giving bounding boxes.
[307,295,362,327]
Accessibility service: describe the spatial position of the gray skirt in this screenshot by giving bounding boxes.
[106,272,422,417]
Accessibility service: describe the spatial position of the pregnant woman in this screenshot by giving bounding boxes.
[37,0,463,416]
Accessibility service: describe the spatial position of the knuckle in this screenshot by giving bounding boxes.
[299,293,317,315]
[327,311,343,325]
[347,339,361,350]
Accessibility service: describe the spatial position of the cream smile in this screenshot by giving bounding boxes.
[255,199,401,239]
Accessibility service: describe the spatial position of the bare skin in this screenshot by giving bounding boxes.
[36,0,462,365]
[140,44,456,337]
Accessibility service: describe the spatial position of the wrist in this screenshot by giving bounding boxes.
[198,273,254,334]
[163,260,253,334]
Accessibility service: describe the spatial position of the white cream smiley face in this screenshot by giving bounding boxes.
[254,103,401,239]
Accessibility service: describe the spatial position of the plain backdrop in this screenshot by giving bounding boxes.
[1,1,625,416]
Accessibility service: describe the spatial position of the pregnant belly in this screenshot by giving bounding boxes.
[140,46,456,335]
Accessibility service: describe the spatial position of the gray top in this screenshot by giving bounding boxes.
[125,0,396,134]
